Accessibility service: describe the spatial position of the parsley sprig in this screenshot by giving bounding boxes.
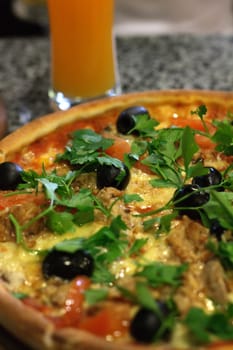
[54,215,147,284]
[184,304,233,344]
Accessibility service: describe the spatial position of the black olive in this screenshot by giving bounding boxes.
[96,162,130,190]
[173,184,210,220]
[42,249,94,280]
[210,219,225,240]
[192,167,223,191]
[130,301,171,343]
[0,161,24,190]
[116,106,150,135]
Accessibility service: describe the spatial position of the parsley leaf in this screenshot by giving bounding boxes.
[123,193,144,203]
[135,281,158,311]
[130,114,159,137]
[181,126,199,175]
[208,240,233,269]
[84,288,108,305]
[212,119,233,155]
[54,216,129,284]
[135,262,188,288]
[191,104,209,133]
[184,304,233,344]
[46,210,74,234]
[58,129,113,166]
[203,190,233,230]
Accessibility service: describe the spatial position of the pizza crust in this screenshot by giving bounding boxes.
[1,89,233,161]
[1,90,233,349]
[0,283,171,350]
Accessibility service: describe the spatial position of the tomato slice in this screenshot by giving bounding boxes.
[170,117,213,131]
[170,117,216,150]
[0,192,45,210]
[54,276,91,328]
[79,304,129,339]
[105,136,131,161]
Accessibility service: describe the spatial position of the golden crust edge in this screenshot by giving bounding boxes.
[0,284,173,350]
[1,89,233,161]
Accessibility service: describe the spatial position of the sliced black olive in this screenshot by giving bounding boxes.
[130,301,171,343]
[116,105,150,135]
[0,161,23,190]
[192,167,223,191]
[210,219,225,240]
[96,162,130,190]
[42,249,94,280]
[173,184,210,220]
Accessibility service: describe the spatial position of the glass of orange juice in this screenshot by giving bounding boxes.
[47,0,121,110]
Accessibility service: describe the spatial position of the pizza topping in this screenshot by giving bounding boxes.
[183,303,233,345]
[209,219,225,240]
[192,167,223,190]
[42,249,94,280]
[0,161,24,190]
[129,299,175,343]
[173,184,210,220]
[203,259,228,305]
[116,105,153,135]
[96,162,130,190]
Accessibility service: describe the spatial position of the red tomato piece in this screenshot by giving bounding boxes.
[79,304,129,339]
[55,276,91,328]
[0,193,45,210]
[170,117,217,150]
[105,136,131,161]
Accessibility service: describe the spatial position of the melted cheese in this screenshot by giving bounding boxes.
[0,164,176,295]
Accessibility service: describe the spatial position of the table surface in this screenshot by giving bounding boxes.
[0,33,233,349]
[1,34,233,134]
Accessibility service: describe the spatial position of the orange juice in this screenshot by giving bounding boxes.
[47,0,118,100]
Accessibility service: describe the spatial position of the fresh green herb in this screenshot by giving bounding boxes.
[191,105,209,133]
[212,119,233,155]
[184,304,233,344]
[130,114,159,137]
[46,210,75,234]
[135,262,188,288]
[54,216,129,283]
[84,288,108,305]
[57,129,113,166]
[181,127,198,171]
[143,211,178,234]
[12,292,28,299]
[135,281,158,311]
[203,190,233,230]
[57,129,125,175]
[142,127,208,187]
[207,240,233,269]
[123,193,144,203]
[127,238,148,256]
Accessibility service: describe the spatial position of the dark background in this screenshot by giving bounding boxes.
[0,0,46,36]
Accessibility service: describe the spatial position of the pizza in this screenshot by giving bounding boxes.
[0,90,233,350]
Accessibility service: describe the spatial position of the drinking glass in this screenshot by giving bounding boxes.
[47,0,121,110]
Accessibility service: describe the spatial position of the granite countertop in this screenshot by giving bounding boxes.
[1,34,233,133]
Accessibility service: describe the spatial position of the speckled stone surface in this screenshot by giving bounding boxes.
[1,34,233,133]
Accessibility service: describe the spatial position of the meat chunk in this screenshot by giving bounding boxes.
[166,216,212,263]
[0,202,45,244]
[166,217,217,314]
[203,259,229,305]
